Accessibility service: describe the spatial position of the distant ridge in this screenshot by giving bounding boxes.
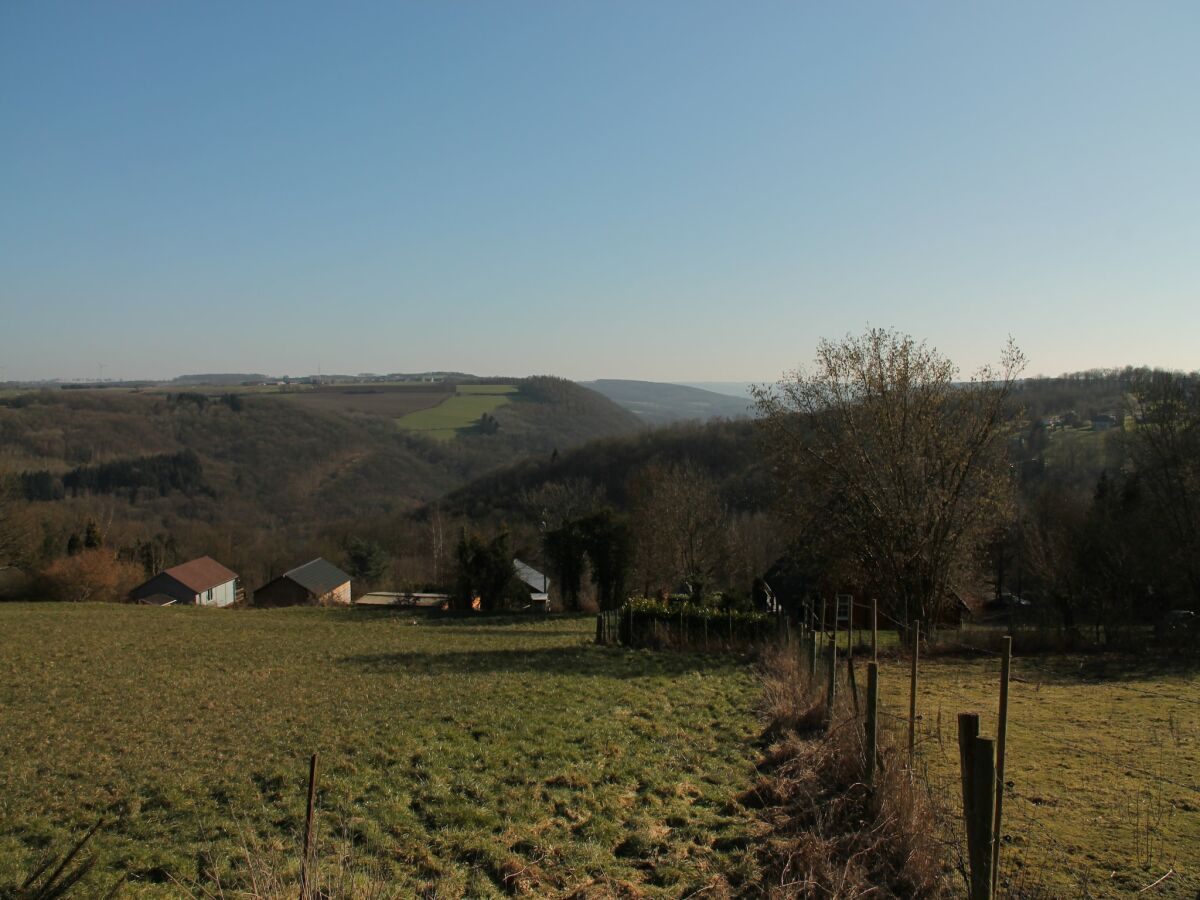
[672,381,758,399]
[581,379,752,426]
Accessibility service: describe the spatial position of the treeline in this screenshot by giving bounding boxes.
[20,451,208,501]
[1007,369,1200,644]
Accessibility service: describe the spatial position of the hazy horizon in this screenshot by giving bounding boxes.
[3,3,1198,382]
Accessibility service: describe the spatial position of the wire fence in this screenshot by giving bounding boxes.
[855,604,1199,898]
[600,597,1198,896]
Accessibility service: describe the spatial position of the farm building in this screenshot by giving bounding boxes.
[130,556,241,606]
[513,559,550,610]
[254,558,351,607]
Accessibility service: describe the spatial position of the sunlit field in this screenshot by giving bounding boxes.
[0,605,761,897]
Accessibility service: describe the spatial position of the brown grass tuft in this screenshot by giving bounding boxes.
[751,641,948,898]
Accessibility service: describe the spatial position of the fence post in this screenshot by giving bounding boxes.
[847,655,860,716]
[958,712,995,900]
[908,620,920,763]
[825,605,838,726]
[871,597,878,662]
[992,636,1012,894]
[300,752,318,900]
[595,612,603,644]
[807,626,817,681]
[846,598,859,713]
[866,661,879,787]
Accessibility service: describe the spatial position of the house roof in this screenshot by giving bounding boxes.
[284,558,351,595]
[164,556,238,593]
[513,559,548,592]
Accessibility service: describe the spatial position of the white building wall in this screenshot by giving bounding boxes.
[202,579,238,607]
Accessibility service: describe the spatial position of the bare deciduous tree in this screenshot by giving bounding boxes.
[754,328,1024,629]
[629,462,729,599]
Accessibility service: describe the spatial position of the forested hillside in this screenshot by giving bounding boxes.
[0,377,639,590]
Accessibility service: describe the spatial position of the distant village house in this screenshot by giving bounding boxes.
[513,559,550,611]
[130,556,241,606]
[254,558,351,607]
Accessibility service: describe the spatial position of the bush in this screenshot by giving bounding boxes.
[38,550,143,602]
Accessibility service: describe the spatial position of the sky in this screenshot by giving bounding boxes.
[2,2,1198,383]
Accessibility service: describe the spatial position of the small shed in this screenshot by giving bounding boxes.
[130,556,240,606]
[513,559,550,610]
[254,558,352,607]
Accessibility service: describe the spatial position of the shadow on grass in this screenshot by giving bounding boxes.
[340,644,749,679]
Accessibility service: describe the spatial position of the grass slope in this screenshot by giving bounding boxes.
[0,605,761,897]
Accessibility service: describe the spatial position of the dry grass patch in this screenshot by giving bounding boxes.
[749,642,946,898]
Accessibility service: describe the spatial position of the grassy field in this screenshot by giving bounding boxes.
[276,384,453,418]
[869,643,1200,896]
[397,385,518,440]
[0,605,761,897]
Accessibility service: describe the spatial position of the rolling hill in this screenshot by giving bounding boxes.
[581,379,754,426]
[0,377,640,588]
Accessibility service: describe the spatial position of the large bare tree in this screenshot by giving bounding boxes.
[629,461,729,599]
[754,328,1024,629]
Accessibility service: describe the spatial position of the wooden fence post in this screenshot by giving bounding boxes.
[871,598,878,662]
[825,605,838,726]
[908,620,920,763]
[958,713,995,900]
[300,752,318,900]
[595,612,603,644]
[845,598,859,714]
[992,636,1012,894]
[866,661,879,787]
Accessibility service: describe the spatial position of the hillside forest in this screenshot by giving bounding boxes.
[1,343,1198,649]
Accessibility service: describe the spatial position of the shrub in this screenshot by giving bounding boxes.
[38,550,143,602]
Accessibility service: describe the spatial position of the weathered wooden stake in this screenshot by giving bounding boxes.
[957,713,995,900]
[908,620,920,763]
[866,661,879,786]
[807,627,817,681]
[969,736,996,900]
[825,602,838,725]
[300,752,318,900]
[847,654,860,715]
[819,596,827,647]
[871,598,878,661]
[992,636,1011,894]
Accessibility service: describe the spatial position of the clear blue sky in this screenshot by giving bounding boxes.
[2,2,1197,382]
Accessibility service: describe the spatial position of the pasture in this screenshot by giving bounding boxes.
[397,385,518,440]
[872,642,1200,896]
[275,384,453,418]
[0,605,760,897]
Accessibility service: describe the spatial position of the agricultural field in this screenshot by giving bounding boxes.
[274,384,454,418]
[0,605,761,897]
[397,384,518,440]
[872,643,1200,897]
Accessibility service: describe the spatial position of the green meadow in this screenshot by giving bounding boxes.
[0,605,761,897]
[397,384,518,440]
